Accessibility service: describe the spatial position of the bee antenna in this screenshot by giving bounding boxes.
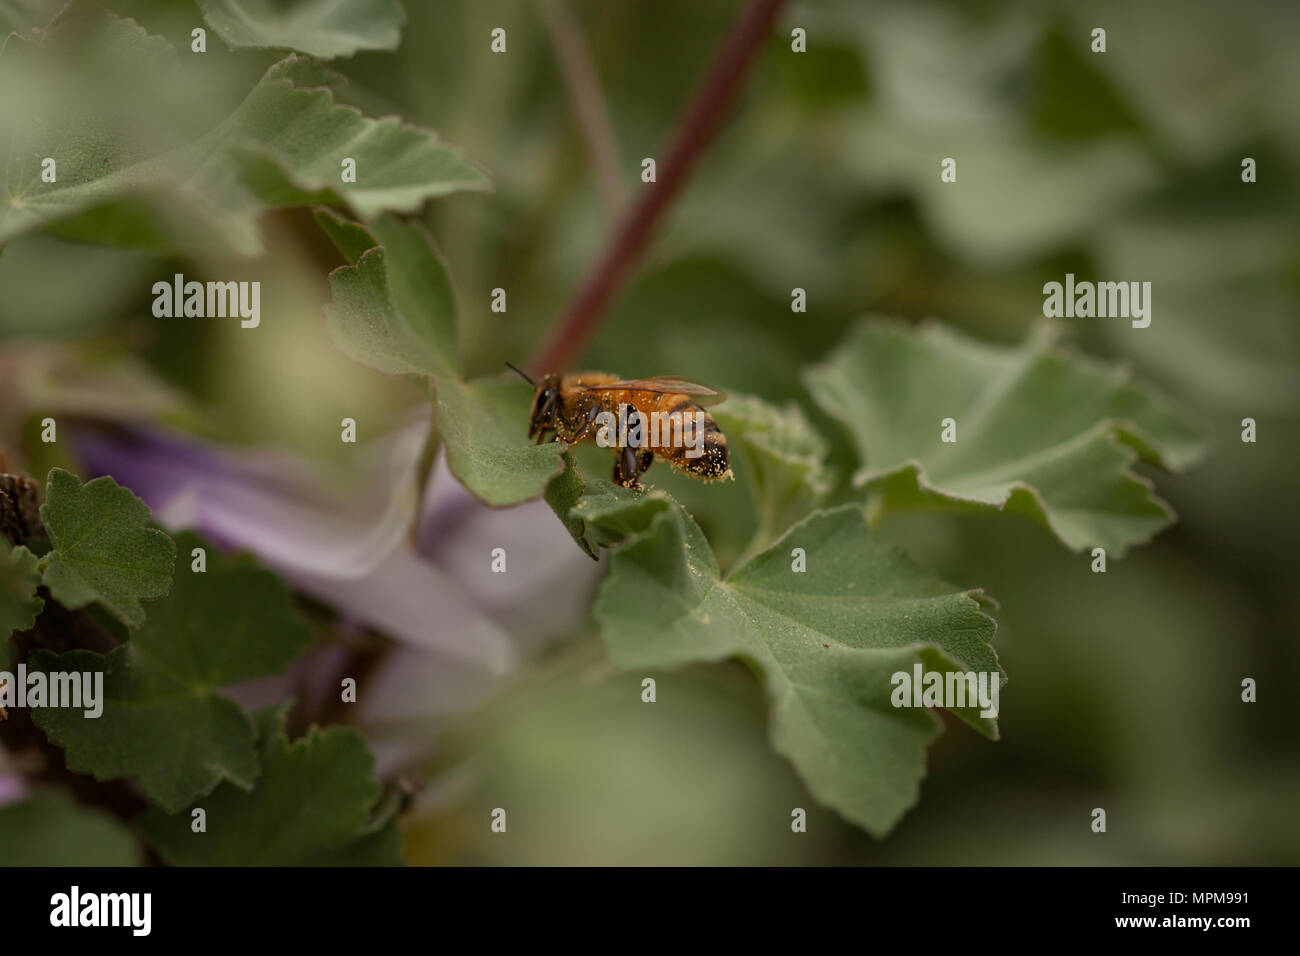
[504,362,536,386]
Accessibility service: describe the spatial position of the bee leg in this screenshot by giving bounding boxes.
[614,445,642,489]
[564,403,603,446]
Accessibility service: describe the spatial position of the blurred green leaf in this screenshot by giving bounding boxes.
[37,469,175,628]
[0,540,43,637]
[0,0,59,38]
[447,661,837,865]
[0,792,138,865]
[0,11,485,254]
[0,236,162,340]
[1030,25,1147,143]
[0,10,192,248]
[220,56,489,221]
[196,0,405,58]
[572,485,1000,835]
[30,531,314,812]
[804,320,1205,555]
[139,703,402,865]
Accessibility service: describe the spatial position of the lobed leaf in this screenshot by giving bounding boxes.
[319,209,459,379]
[713,393,835,558]
[319,208,564,506]
[0,12,485,254]
[37,469,175,629]
[30,531,313,812]
[437,376,567,507]
[570,482,1001,835]
[138,703,402,865]
[217,56,489,222]
[0,541,43,637]
[803,320,1206,555]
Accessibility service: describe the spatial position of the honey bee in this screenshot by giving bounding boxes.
[507,364,732,489]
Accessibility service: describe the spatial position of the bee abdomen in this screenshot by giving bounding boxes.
[668,413,731,480]
[692,432,731,480]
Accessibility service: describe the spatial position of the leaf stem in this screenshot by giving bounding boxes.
[528,0,792,375]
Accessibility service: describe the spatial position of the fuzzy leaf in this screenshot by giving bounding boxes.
[196,0,405,59]
[544,451,599,559]
[314,204,380,264]
[574,485,1001,836]
[0,10,195,249]
[139,703,402,865]
[0,541,43,637]
[437,376,567,506]
[37,469,174,628]
[713,393,835,556]
[1,11,485,254]
[319,209,563,506]
[217,56,489,221]
[30,532,314,812]
[320,210,459,379]
[803,321,1205,555]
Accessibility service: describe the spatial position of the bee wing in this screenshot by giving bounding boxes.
[588,377,727,407]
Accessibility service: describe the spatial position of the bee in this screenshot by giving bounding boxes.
[507,363,732,490]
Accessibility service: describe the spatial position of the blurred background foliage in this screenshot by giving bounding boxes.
[1,0,1297,864]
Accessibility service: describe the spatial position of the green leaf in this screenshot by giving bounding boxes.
[30,531,314,812]
[713,393,835,561]
[437,376,567,506]
[218,56,489,221]
[37,469,175,628]
[0,540,43,637]
[1,11,486,254]
[320,210,459,379]
[319,208,562,507]
[0,792,139,865]
[545,451,599,559]
[314,204,379,265]
[574,485,1001,836]
[803,321,1206,556]
[196,0,406,59]
[139,703,403,866]
[0,10,195,250]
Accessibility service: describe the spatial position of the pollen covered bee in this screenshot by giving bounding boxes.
[507,364,732,489]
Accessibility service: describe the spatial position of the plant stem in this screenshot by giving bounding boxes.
[528,0,791,375]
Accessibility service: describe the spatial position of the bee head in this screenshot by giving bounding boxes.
[528,373,563,440]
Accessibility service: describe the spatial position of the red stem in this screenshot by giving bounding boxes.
[528,0,791,375]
